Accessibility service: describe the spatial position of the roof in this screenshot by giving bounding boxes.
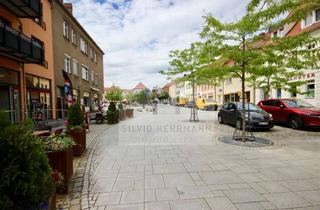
[56,0,104,55]
[133,82,148,90]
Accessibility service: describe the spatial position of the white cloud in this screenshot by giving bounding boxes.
[65,0,250,89]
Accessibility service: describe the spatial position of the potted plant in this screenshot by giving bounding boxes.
[118,102,126,121]
[0,111,54,209]
[126,108,134,118]
[43,134,74,194]
[67,103,86,156]
[105,86,123,124]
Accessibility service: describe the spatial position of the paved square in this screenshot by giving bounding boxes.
[60,105,320,209]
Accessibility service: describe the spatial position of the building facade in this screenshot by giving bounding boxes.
[0,0,53,122]
[51,0,104,117]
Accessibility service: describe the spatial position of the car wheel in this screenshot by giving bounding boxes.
[289,116,303,129]
[236,119,242,130]
[218,115,223,124]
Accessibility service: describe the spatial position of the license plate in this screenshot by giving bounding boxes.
[259,122,268,125]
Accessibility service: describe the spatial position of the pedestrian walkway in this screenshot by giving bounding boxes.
[59,105,320,210]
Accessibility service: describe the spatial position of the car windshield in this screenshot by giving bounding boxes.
[282,99,313,108]
[237,103,262,111]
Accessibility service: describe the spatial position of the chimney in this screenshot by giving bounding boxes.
[64,3,73,15]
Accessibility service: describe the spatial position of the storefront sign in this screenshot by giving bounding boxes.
[62,70,73,107]
[83,92,90,97]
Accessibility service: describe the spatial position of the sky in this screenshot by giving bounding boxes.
[65,0,250,89]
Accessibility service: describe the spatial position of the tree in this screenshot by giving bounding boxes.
[158,92,169,101]
[135,90,148,108]
[161,42,209,121]
[125,92,136,104]
[199,0,319,141]
[105,86,123,102]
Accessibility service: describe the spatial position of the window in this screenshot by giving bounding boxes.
[276,88,282,98]
[63,21,69,38]
[72,59,78,75]
[225,78,232,85]
[89,48,93,60]
[316,9,320,21]
[91,71,95,83]
[80,38,87,54]
[64,55,71,73]
[262,100,272,106]
[306,80,315,98]
[304,13,314,27]
[71,29,76,45]
[273,31,278,38]
[82,65,89,80]
[93,51,97,62]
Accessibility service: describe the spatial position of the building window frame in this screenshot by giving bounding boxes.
[63,20,69,39]
[71,29,77,45]
[72,59,78,75]
[80,38,88,54]
[82,65,89,81]
[305,80,315,99]
[64,54,71,73]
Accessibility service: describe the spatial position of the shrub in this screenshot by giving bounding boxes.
[0,112,53,209]
[43,134,75,152]
[68,103,84,129]
[105,86,123,102]
[107,102,119,124]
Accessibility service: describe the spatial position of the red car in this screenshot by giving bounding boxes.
[257,98,320,129]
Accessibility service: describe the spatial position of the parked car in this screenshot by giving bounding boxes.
[258,98,320,129]
[185,101,197,108]
[218,102,273,130]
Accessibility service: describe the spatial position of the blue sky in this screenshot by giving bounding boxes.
[65,0,250,89]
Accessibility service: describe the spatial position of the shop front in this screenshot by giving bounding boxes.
[0,68,20,123]
[26,74,52,120]
[83,92,90,112]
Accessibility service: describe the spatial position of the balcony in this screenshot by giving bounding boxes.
[0,0,41,18]
[0,23,44,63]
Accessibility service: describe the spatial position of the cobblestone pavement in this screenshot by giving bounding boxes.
[59,104,320,210]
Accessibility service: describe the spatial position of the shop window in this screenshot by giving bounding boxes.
[306,80,315,98]
[276,88,282,98]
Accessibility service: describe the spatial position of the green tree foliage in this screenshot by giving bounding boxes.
[68,103,84,128]
[135,90,149,105]
[0,111,53,209]
[158,92,169,100]
[105,86,123,102]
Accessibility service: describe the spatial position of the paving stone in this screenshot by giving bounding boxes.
[106,203,144,210]
[235,203,264,210]
[257,181,289,193]
[145,201,170,210]
[177,185,213,199]
[95,192,122,206]
[263,192,311,209]
[156,188,179,201]
[113,179,134,191]
[279,179,317,191]
[153,164,186,174]
[145,189,156,202]
[258,201,277,210]
[296,190,320,205]
[145,175,165,189]
[163,173,194,187]
[92,179,116,193]
[120,191,144,204]
[170,198,210,210]
[223,188,266,203]
[205,197,237,210]
[200,171,243,185]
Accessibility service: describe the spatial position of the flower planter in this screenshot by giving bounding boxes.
[68,128,86,157]
[46,147,73,194]
[126,109,133,118]
[119,110,126,121]
[47,189,56,210]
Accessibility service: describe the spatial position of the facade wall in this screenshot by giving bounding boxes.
[52,0,104,116]
[21,0,56,119]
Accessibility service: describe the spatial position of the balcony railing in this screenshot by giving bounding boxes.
[0,22,44,63]
[0,0,41,18]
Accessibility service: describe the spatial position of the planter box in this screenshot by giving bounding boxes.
[68,128,86,157]
[46,147,73,194]
[119,110,126,121]
[126,109,133,118]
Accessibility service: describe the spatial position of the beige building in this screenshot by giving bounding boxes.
[51,0,104,117]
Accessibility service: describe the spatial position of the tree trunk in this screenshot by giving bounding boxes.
[241,36,246,142]
[192,74,196,121]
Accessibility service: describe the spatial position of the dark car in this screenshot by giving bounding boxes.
[258,98,320,129]
[218,102,273,130]
[185,101,197,108]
